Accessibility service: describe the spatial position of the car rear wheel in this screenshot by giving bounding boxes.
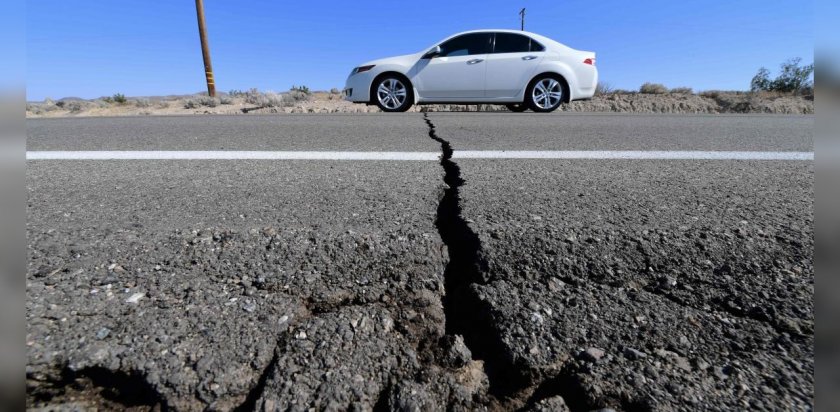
[526,75,565,113]
[505,103,528,112]
[373,76,413,112]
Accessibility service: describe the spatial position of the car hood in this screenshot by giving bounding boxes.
[358,53,421,68]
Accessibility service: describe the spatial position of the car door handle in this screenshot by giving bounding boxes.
[466,58,484,65]
[522,55,538,61]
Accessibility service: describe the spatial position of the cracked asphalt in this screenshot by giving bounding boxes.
[26,113,813,411]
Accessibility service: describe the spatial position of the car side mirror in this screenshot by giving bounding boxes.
[423,46,442,59]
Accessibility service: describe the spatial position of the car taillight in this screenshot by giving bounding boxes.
[355,65,375,74]
[583,58,595,66]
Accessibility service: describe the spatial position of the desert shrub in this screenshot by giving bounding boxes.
[243,89,284,107]
[330,87,341,94]
[751,58,813,94]
[184,96,219,109]
[639,83,668,94]
[219,95,233,105]
[290,85,311,95]
[111,93,127,104]
[699,90,722,99]
[228,89,246,97]
[65,101,85,113]
[134,98,151,108]
[285,90,310,103]
[157,100,170,109]
[93,99,111,108]
[750,68,772,93]
[595,82,613,96]
[669,87,693,94]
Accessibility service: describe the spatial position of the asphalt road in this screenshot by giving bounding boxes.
[26,113,813,411]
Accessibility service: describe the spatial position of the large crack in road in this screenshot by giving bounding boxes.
[423,113,594,410]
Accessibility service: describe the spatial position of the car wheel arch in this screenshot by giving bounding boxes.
[526,72,571,104]
[369,71,415,105]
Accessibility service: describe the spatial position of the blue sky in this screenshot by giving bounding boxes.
[26,0,813,100]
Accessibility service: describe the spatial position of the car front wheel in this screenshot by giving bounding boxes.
[526,75,565,113]
[373,76,413,112]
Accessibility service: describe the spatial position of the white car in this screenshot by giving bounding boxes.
[344,29,597,113]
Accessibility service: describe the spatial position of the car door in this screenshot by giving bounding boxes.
[484,32,546,98]
[412,33,491,99]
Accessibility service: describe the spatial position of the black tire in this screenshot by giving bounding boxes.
[505,103,528,112]
[525,74,566,113]
[371,75,413,112]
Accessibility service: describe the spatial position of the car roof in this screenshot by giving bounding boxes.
[437,29,571,52]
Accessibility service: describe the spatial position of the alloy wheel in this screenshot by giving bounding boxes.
[376,78,407,110]
[531,78,563,110]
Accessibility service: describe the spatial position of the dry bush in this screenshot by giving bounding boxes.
[595,82,613,96]
[285,90,310,103]
[65,101,86,113]
[699,90,726,99]
[639,83,668,94]
[330,88,341,94]
[184,96,219,109]
[669,87,693,94]
[134,98,151,108]
[244,89,284,107]
[219,95,233,105]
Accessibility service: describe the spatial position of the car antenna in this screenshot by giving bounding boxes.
[519,8,526,31]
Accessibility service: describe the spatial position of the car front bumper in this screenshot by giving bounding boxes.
[344,72,375,103]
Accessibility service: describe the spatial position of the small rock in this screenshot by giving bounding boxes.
[623,347,647,360]
[674,356,692,372]
[525,395,570,412]
[580,347,606,362]
[440,335,472,368]
[241,300,257,313]
[95,327,111,340]
[125,292,144,304]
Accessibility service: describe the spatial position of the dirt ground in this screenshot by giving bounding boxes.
[25,90,814,118]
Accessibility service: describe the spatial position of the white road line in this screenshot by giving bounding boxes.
[453,150,814,160]
[26,151,440,160]
[25,150,814,161]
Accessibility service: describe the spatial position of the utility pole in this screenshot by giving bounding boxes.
[195,0,216,97]
[519,8,526,31]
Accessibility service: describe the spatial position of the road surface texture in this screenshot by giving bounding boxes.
[26,113,813,411]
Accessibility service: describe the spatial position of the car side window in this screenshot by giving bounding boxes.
[493,33,532,54]
[438,33,491,57]
[530,39,545,52]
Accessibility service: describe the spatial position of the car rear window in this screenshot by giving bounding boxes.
[493,33,531,53]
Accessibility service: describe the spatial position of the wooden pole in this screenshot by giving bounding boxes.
[195,0,216,97]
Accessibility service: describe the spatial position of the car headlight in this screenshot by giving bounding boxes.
[352,65,376,75]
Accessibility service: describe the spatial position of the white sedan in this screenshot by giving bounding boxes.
[344,29,597,113]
